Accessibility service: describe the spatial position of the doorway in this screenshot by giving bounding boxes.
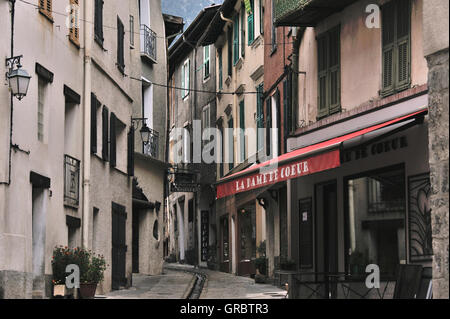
[315,181,338,299]
[112,203,127,290]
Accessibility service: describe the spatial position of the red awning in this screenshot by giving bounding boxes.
[216,108,427,199]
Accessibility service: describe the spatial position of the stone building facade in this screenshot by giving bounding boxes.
[423,0,449,299]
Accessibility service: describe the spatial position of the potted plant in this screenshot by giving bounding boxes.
[254,241,267,283]
[79,251,107,299]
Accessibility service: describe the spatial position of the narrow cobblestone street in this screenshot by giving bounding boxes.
[102,264,286,299]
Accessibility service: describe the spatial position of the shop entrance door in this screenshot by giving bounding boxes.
[315,181,338,299]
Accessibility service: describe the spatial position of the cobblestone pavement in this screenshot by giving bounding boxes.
[101,264,287,299]
[102,269,195,299]
[165,263,288,299]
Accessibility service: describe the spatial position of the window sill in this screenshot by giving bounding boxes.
[94,36,105,50]
[250,35,263,49]
[225,76,232,87]
[380,84,411,99]
[69,37,81,49]
[39,10,54,24]
[270,46,277,56]
[235,57,244,71]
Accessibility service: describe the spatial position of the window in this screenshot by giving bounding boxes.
[109,114,127,170]
[218,122,224,178]
[382,0,411,96]
[94,0,104,45]
[317,26,340,119]
[117,16,125,73]
[283,77,292,149]
[64,155,80,207]
[181,59,190,99]
[37,78,46,142]
[239,100,246,162]
[228,117,234,171]
[247,0,255,45]
[202,104,211,132]
[346,166,406,278]
[69,0,80,47]
[203,46,210,80]
[271,0,277,52]
[38,0,53,21]
[218,47,223,90]
[265,98,272,157]
[233,14,240,65]
[256,83,264,152]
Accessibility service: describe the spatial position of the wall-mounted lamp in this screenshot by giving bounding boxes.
[6,55,31,101]
[131,118,151,145]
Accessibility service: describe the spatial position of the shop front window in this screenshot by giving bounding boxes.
[221,217,229,261]
[346,166,406,278]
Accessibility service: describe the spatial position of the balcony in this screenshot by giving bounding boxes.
[274,0,358,27]
[140,24,157,63]
[143,128,159,159]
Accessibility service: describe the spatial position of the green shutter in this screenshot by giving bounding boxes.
[233,15,239,65]
[102,106,109,161]
[266,98,272,157]
[317,35,328,118]
[241,5,245,57]
[239,100,245,162]
[382,1,396,94]
[256,84,264,152]
[91,93,98,154]
[329,27,340,114]
[110,112,117,167]
[228,27,233,76]
[248,0,255,45]
[228,117,234,171]
[396,0,411,90]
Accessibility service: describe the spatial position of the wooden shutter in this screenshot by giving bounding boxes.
[110,113,117,168]
[382,1,396,94]
[248,0,255,45]
[117,17,125,73]
[127,127,134,176]
[39,0,53,20]
[218,48,223,90]
[227,27,233,76]
[396,0,411,89]
[233,15,240,65]
[94,0,104,44]
[239,100,245,162]
[266,98,272,157]
[241,5,245,57]
[102,106,109,161]
[317,35,328,118]
[69,0,80,46]
[328,27,340,114]
[91,93,98,154]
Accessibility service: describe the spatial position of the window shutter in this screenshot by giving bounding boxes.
[39,0,53,20]
[91,93,98,154]
[110,113,117,168]
[248,0,255,45]
[181,64,185,97]
[329,27,340,114]
[218,48,223,90]
[127,127,134,176]
[283,79,288,149]
[227,27,233,76]
[239,100,245,162]
[102,106,109,161]
[117,17,125,73]
[276,90,281,155]
[382,1,396,93]
[95,0,104,44]
[186,60,190,96]
[69,0,80,46]
[317,35,328,118]
[396,0,411,89]
[256,84,264,152]
[233,15,239,65]
[266,98,272,157]
[228,117,234,171]
[241,5,245,57]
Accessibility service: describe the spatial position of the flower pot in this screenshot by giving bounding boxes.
[79,283,97,299]
[53,284,74,297]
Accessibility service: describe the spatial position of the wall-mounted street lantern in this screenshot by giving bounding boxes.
[6,55,31,101]
[131,118,151,145]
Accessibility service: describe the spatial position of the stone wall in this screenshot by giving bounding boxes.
[427,48,449,299]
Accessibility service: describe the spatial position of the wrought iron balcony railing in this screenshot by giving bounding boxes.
[143,128,159,159]
[140,24,157,62]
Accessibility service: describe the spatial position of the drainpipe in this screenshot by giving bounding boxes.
[291,27,305,132]
[82,0,93,249]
